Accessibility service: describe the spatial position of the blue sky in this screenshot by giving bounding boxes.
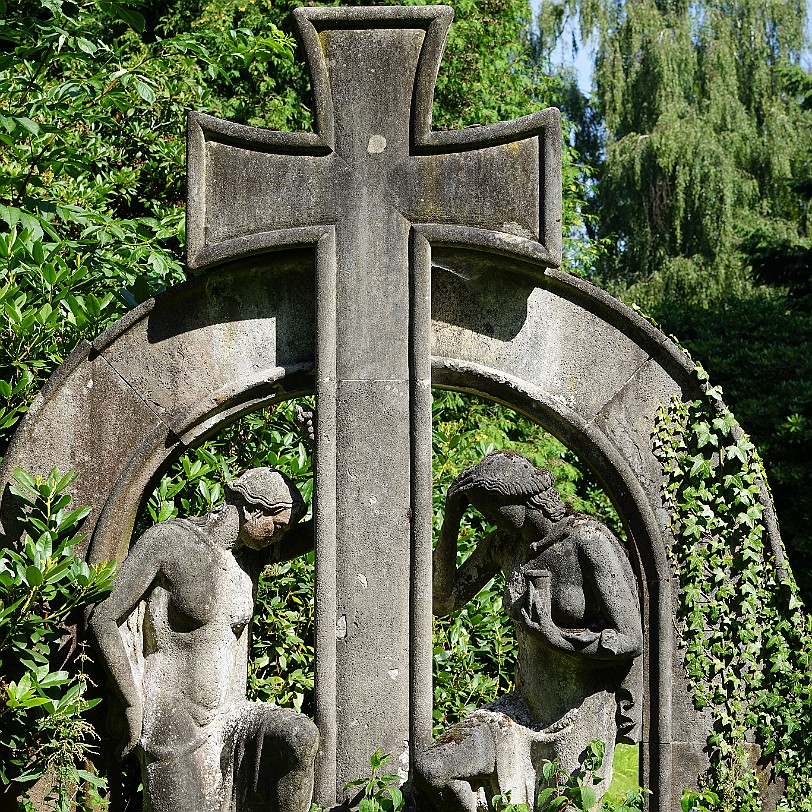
[532,0,812,96]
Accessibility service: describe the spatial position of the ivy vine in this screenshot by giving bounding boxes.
[653,364,812,811]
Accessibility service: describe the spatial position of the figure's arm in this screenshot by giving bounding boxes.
[522,528,642,661]
[88,533,164,758]
[579,528,643,658]
[433,490,499,616]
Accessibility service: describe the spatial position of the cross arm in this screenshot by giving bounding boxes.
[401,107,562,275]
[186,112,342,271]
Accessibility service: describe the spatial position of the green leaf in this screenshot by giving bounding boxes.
[387,786,402,810]
[17,117,40,136]
[75,769,106,788]
[12,468,39,495]
[25,566,43,587]
[57,506,91,532]
[100,1,146,32]
[76,37,98,55]
[54,469,78,493]
[134,79,156,104]
[37,670,69,688]
[541,759,557,783]
[578,784,596,809]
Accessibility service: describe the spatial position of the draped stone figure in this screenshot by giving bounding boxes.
[90,468,319,812]
[416,452,643,811]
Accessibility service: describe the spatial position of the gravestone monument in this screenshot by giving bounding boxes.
[0,5,790,811]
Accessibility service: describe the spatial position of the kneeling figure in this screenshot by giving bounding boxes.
[91,467,319,812]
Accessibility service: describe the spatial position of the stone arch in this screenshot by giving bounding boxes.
[0,249,784,811]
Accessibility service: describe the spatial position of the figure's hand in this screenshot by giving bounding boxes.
[561,629,601,654]
[525,569,551,620]
[521,605,544,634]
[599,628,620,655]
[119,703,143,760]
[294,404,316,446]
[444,483,466,510]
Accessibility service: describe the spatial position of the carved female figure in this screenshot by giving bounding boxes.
[416,451,642,811]
[90,467,318,812]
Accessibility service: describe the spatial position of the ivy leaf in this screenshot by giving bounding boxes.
[712,412,737,436]
[694,422,717,448]
[688,455,712,479]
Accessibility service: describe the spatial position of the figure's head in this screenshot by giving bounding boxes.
[226,467,307,550]
[450,451,567,536]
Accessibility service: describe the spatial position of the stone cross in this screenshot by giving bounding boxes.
[185,5,561,804]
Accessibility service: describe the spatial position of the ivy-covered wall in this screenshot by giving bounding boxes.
[654,364,812,812]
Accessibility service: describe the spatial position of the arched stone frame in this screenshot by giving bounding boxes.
[0,250,784,811]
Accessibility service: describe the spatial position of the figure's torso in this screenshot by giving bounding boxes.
[138,519,256,738]
[497,516,628,723]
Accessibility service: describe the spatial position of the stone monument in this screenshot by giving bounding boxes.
[0,5,790,811]
[185,5,562,799]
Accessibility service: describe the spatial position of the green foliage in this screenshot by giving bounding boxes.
[544,0,809,305]
[535,739,605,811]
[648,292,812,603]
[681,788,721,812]
[0,0,298,459]
[490,739,648,811]
[538,0,812,616]
[342,749,405,812]
[600,744,639,808]
[158,0,303,132]
[654,365,812,811]
[741,64,812,297]
[0,468,115,806]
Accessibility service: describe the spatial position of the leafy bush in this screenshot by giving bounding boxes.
[487,739,648,812]
[0,468,115,807]
[342,749,404,812]
[0,0,297,460]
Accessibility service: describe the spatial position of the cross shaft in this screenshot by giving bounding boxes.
[186,6,561,804]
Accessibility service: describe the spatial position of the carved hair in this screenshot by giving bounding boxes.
[452,451,568,522]
[226,467,306,519]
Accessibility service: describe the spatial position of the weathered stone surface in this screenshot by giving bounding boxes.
[94,257,315,431]
[89,469,318,812]
[185,6,562,800]
[0,342,168,558]
[1,252,315,564]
